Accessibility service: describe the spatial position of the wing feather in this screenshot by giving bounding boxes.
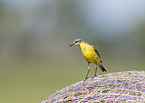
[92,45,101,58]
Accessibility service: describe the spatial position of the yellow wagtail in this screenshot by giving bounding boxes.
[70,39,108,81]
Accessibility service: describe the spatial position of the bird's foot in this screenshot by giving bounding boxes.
[92,75,97,78]
[83,77,88,82]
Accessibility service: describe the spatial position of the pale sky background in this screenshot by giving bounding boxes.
[1,0,145,38]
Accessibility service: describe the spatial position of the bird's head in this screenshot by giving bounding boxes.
[70,39,82,47]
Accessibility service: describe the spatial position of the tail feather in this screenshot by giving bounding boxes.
[99,64,108,72]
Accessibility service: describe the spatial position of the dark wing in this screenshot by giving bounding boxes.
[95,49,101,58]
[92,45,101,58]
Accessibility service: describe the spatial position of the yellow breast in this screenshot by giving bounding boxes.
[79,42,101,65]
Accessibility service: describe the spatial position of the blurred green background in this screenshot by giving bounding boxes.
[0,0,145,103]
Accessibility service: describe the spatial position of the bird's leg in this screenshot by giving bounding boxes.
[92,64,97,78]
[84,63,90,82]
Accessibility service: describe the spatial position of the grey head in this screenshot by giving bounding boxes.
[70,39,83,47]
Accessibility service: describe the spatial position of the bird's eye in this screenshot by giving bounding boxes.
[75,41,78,43]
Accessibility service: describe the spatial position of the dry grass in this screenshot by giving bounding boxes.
[41,71,145,103]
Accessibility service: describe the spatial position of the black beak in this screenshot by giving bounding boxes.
[69,43,74,47]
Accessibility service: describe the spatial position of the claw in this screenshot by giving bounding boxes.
[92,75,97,78]
[83,77,88,82]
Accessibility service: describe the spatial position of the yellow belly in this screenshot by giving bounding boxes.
[82,50,99,63]
[80,42,101,65]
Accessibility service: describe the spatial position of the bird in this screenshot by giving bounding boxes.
[70,39,108,81]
